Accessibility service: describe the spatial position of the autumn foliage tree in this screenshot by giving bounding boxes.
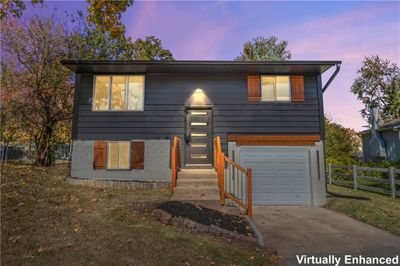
[0,0,43,19]
[131,36,174,61]
[86,0,134,38]
[1,16,75,166]
[1,8,174,166]
[1,0,133,39]
[70,12,174,61]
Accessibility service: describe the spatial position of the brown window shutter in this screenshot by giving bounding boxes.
[291,76,305,102]
[131,141,145,170]
[93,141,106,169]
[247,75,261,101]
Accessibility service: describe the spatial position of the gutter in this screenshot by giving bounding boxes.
[322,63,341,93]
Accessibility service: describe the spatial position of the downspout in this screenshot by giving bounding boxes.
[322,63,341,93]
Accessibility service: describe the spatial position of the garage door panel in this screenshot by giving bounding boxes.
[240,146,311,205]
[253,185,309,194]
[276,177,308,185]
[248,164,308,172]
[242,156,306,164]
[252,177,274,186]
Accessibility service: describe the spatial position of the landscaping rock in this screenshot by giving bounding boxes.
[183,218,197,229]
[156,201,255,237]
[153,209,172,224]
[209,224,223,236]
[196,223,210,232]
[171,216,184,227]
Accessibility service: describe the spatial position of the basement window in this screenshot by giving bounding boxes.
[93,75,145,111]
[261,76,291,102]
[107,142,130,169]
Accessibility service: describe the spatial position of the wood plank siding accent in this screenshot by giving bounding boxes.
[247,75,261,101]
[93,140,106,169]
[291,76,305,102]
[227,134,320,146]
[75,74,323,157]
[131,141,145,169]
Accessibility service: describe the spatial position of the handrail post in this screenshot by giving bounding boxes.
[247,168,252,218]
[171,146,176,191]
[170,137,180,192]
[219,152,225,205]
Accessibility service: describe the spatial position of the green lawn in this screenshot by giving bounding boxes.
[325,184,400,236]
[1,164,277,266]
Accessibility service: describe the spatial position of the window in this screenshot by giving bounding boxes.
[93,75,144,111]
[261,76,291,102]
[107,142,130,169]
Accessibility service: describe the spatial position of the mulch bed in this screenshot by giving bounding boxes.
[156,201,254,236]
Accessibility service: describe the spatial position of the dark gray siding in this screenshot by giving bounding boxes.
[74,74,322,155]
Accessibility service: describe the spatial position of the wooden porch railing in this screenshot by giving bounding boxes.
[214,136,253,218]
[171,136,181,192]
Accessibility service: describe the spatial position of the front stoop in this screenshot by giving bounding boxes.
[171,169,220,201]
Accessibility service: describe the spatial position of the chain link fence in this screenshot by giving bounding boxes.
[0,142,71,164]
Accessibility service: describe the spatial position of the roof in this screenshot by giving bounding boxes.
[361,118,400,134]
[380,118,400,129]
[61,60,341,75]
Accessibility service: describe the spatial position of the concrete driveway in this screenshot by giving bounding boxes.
[253,206,400,265]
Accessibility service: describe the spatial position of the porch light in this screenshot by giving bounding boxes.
[194,88,203,93]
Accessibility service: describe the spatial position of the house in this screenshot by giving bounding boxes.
[62,60,341,206]
[361,113,400,162]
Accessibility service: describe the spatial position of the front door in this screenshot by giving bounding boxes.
[185,108,213,167]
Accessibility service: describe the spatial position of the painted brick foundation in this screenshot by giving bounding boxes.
[71,140,171,181]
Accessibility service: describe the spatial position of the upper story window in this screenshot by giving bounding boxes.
[93,75,145,111]
[261,76,291,102]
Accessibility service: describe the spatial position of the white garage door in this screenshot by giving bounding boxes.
[240,146,311,205]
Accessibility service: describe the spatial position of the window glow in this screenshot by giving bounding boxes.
[261,76,291,102]
[107,142,130,169]
[93,75,144,111]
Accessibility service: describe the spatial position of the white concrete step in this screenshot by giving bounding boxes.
[178,170,217,180]
[171,187,220,201]
[177,178,218,187]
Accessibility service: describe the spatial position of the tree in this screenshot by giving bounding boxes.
[70,11,135,60]
[235,36,291,61]
[131,36,174,61]
[1,16,75,166]
[325,117,359,165]
[87,0,134,38]
[69,13,174,61]
[0,0,43,19]
[351,56,400,122]
[1,0,133,38]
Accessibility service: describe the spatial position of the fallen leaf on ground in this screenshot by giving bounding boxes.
[37,247,48,253]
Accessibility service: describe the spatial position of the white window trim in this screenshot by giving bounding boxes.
[260,75,291,102]
[106,141,131,170]
[92,75,145,112]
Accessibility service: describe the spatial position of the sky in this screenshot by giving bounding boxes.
[26,0,400,131]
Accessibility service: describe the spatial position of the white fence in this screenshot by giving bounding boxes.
[328,163,400,199]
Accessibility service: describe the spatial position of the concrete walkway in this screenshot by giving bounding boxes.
[253,206,400,265]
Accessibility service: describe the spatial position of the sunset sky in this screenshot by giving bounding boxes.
[27,0,400,131]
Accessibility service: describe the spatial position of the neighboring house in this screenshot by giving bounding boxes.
[361,118,400,162]
[62,60,341,206]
